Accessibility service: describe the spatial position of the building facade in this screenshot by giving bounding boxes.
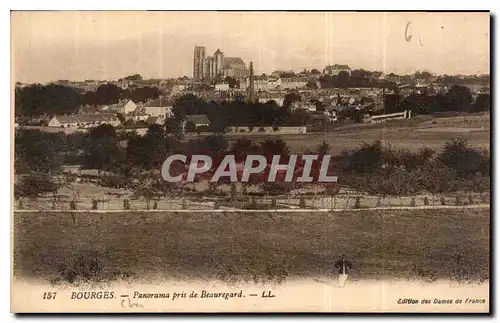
[193,45,206,81]
[193,46,248,81]
[323,64,352,76]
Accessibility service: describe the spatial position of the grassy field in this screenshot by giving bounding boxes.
[13,208,489,285]
[219,115,490,154]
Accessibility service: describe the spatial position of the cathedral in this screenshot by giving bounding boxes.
[193,46,248,81]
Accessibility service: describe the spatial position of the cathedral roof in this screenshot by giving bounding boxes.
[223,57,245,68]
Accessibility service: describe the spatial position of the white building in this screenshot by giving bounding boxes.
[215,83,230,91]
[143,99,173,118]
[258,98,285,106]
[48,114,121,128]
[113,100,137,115]
[246,77,308,91]
[323,64,352,76]
[291,101,317,112]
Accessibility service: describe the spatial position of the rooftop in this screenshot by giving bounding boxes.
[185,114,210,125]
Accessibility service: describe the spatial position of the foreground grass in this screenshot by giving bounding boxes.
[13,209,489,285]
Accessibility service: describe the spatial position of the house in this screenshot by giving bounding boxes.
[215,83,230,91]
[309,114,328,126]
[48,114,121,128]
[48,115,78,128]
[324,110,338,123]
[279,77,309,90]
[291,101,317,112]
[258,97,285,106]
[323,64,351,76]
[144,99,173,118]
[185,114,210,127]
[112,100,137,115]
[129,111,150,122]
[181,114,210,134]
[145,116,163,125]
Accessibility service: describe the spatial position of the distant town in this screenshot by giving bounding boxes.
[15,44,490,135]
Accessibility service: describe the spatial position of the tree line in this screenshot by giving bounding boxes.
[395,85,490,115]
[15,125,490,199]
[15,83,161,118]
[171,93,310,131]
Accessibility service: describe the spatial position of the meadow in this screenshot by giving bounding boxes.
[13,208,490,285]
[215,114,491,154]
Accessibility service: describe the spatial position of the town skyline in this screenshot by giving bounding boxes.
[12,11,490,83]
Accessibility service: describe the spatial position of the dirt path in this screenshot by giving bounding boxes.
[14,204,490,213]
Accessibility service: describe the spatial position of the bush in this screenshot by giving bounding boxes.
[354,197,361,209]
[245,197,258,210]
[299,197,306,208]
[100,175,127,189]
[241,185,248,201]
[15,173,58,198]
[230,183,237,201]
[56,249,105,284]
[53,247,136,284]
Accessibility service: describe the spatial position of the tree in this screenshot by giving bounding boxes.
[126,124,174,169]
[341,141,384,175]
[132,172,162,210]
[83,124,122,173]
[185,121,196,133]
[224,77,239,89]
[229,138,259,162]
[283,92,301,108]
[94,83,122,105]
[14,173,60,198]
[472,94,490,112]
[259,139,290,158]
[15,129,64,175]
[306,81,318,89]
[116,113,126,123]
[123,74,143,81]
[15,84,81,117]
[439,85,472,112]
[317,140,331,155]
[172,94,207,121]
[124,86,160,103]
[337,71,350,87]
[438,139,489,178]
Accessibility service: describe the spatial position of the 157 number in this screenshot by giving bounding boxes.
[42,292,57,300]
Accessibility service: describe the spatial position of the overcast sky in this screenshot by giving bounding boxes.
[12,11,490,83]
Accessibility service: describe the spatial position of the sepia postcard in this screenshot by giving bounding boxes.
[11,11,491,313]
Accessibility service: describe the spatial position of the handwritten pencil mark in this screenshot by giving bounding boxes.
[405,22,412,42]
